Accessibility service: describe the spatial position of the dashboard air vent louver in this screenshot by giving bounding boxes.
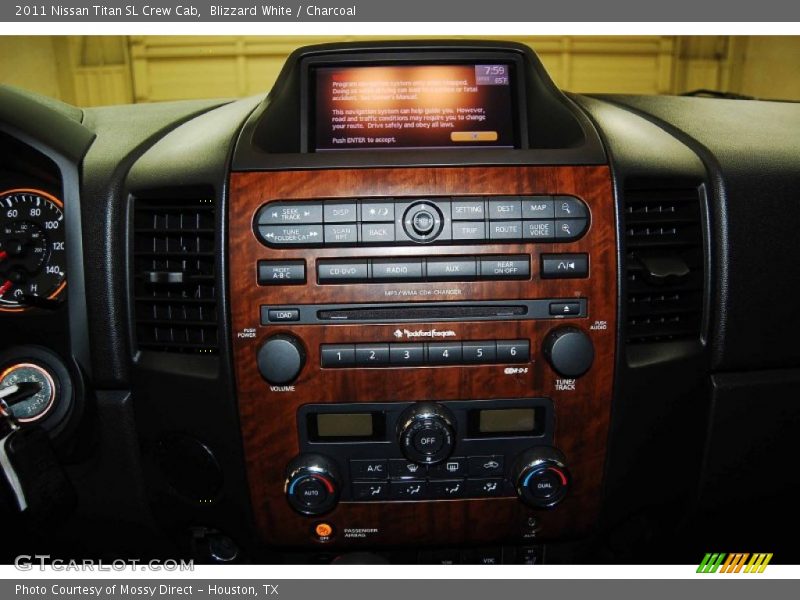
[133,198,218,354]
[624,185,704,344]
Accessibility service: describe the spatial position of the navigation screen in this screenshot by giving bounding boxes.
[313,64,517,151]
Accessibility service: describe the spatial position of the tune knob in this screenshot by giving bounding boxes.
[257,335,305,384]
[542,327,594,378]
[512,447,570,509]
[397,402,455,465]
[284,453,340,516]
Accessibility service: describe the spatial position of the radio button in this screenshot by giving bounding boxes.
[258,224,323,245]
[317,260,369,283]
[361,202,395,222]
[555,218,589,240]
[452,221,486,241]
[466,478,508,498]
[320,344,356,368]
[355,344,390,366]
[372,259,423,281]
[429,479,466,499]
[428,342,462,364]
[323,202,358,223]
[257,260,306,285]
[428,456,467,478]
[496,340,530,363]
[521,196,555,219]
[426,258,477,280]
[451,199,486,220]
[479,257,530,279]
[352,480,389,500]
[257,202,322,225]
[554,196,588,219]
[523,220,555,241]
[468,455,505,477]
[389,480,428,500]
[541,254,589,279]
[389,458,428,479]
[361,223,396,244]
[350,459,388,480]
[489,221,523,240]
[389,343,425,366]
[489,197,522,220]
[324,224,358,244]
[462,341,497,364]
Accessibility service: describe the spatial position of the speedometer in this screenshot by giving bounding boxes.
[0,188,67,311]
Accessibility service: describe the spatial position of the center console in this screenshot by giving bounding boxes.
[228,41,617,550]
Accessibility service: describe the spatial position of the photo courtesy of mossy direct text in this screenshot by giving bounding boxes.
[15,584,276,597]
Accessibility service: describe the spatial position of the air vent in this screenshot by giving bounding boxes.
[133,198,218,353]
[624,185,704,344]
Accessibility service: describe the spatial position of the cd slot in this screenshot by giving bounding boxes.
[259,299,587,325]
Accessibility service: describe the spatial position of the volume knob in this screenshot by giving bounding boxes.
[257,335,305,384]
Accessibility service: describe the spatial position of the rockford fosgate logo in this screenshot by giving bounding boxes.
[393,328,457,339]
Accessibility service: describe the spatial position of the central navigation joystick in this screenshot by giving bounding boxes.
[403,202,444,243]
[397,402,456,465]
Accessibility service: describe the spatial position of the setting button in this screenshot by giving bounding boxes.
[257,260,306,285]
[426,258,477,280]
[554,196,588,219]
[451,199,486,220]
[479,256,530,279]
[521,196,555,219]
[350,459,388,480]
[489,197,522,220]
[257,202,322,225]
[372,259,423,281]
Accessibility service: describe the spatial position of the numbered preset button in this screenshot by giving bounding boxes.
[389,343,425,366]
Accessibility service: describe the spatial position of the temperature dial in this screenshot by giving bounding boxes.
[285,454,340,516]
[512,447,570,509]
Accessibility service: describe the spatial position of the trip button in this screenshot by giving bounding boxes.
[479,257,530,279]
[361,223,395,243]
[372,259,423,281]
[452,221,486,241]
[390,480,428,500]
[521,196,555,219]
[461,341,497,364]
[258,224,323,245]
[468,455,505,477]
[350,459,388,480]
[389,459,427,479]
[451,199,486,220]
[257,202,322,225]
[541,254,589,279]
[355,344,390,366]
[352,481,389,500]
[257,260,306,285]
[554,196,588,219]
[428,456,467,478]
[426,258,477,280]
[429,479,465,499]
[317,260,369,283]
[488,197,522,220]
[496,340,530,363]
[428,342,462,364]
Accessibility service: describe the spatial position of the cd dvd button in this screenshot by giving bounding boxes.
[462,341,497,364]
[355,344,390,366]
[428,342,462,364]
[361,223,395,243]
[317,260,368,283]
[521,197,555,219]
[452,221,486,240]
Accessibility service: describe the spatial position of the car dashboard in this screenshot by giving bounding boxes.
[1,40,799,565]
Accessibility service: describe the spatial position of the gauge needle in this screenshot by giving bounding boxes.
[0,280,12,297]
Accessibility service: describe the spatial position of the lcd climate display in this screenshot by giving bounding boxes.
[314,64,516,151]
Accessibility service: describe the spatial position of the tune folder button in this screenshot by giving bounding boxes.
[259,224,323,246]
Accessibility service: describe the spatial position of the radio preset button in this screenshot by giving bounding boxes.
[323,202,358,223]
[389,458,428,479]
[428,342,462,364]
[257,202,323,225]
[489,198,522,220]
[361,202,395,222]
[426,258,477,280]
[462,341,497,364]
[389,343,425,366]
[451,199,486,220]
[317,260,369,283]
[521,196,555,219]
[350,459,388,480]
[480,257,530,279]
[554,196,588,219]
[452,221,486,241]
[355,344,390,366]
[361,223,396,243]
[324,223,358,244]
[372,259,423,281]
[320,344,356,367]
[496,340,530,363]
[257,260,306,285]
[352,481,389,500]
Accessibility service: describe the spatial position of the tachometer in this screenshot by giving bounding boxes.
[0,188,66,311]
